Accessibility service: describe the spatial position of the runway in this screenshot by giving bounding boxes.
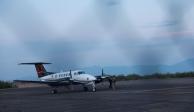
[1,78,194,112]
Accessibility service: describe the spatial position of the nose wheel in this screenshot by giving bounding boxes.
[92,87,96,92]
[83,81,96,92]
[91,81,96,92]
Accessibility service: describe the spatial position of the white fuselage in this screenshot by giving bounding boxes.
[40,70,96,83]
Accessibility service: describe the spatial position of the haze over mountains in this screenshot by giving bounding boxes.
[83,58,194,75]
[13,58,194,81]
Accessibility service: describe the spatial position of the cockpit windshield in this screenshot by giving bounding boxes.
[78,71,85,74]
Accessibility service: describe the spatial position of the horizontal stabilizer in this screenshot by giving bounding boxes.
[19,62,51,65]
[19,62,51,78]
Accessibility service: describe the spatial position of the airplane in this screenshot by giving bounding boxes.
[14,62,115,94]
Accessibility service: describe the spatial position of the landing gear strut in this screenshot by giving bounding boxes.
[91,81,96,92]
[83,81,96,92]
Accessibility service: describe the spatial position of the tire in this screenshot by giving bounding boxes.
[92,87,96,92]
[51,89,57,94]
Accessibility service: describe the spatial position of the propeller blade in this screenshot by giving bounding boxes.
[70,70,72,79]
[102,68,104,76]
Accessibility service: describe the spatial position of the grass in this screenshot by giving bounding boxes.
[1,72,194,89]
[0,81,14,89]
[116,72,194,81]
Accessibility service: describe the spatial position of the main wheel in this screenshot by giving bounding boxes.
[51,89,57,94]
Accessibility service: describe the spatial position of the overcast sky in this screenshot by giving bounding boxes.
[0,0,194,80]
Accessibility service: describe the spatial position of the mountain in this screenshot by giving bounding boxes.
[15,58,194,80]
[82,59,194,75]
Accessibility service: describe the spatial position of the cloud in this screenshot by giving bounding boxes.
[0,0,194,79]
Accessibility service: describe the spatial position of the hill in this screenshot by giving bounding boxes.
[82,58,194,75]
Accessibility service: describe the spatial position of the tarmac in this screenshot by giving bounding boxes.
[1,78,194,112]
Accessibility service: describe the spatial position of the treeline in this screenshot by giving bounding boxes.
[1,72,194,89]
[116,72,194,80]
[0,81,14,89]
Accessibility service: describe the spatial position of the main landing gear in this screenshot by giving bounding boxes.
[51,88,58,94]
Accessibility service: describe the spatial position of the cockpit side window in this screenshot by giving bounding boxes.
[78,71,85,74]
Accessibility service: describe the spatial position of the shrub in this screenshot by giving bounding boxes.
[0,81,14,89]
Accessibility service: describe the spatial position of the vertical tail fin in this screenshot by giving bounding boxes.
[19,62,51,78]
[34,63,47,77]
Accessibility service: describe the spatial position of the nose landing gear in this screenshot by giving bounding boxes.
[91,81,96,92]
[83,81,96,92]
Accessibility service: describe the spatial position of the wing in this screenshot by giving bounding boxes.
[14,80,89,87]
[14,80,71,87]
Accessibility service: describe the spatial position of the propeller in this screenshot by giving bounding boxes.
[69,70,72,79]
[102,68,104,76]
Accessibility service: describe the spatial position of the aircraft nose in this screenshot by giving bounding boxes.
[88,75,96,81]
[91,76,96,80]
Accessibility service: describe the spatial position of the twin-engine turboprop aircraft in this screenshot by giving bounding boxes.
[15,62,113,94]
